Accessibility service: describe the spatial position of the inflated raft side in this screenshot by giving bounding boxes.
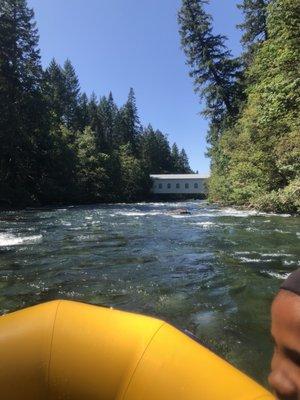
[0,300,274,400]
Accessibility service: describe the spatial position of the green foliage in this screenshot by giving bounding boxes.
[178,0,243,122]
[237,1,270,47]
[43,59,80,132]
[237,0,271,66]
[216,0,300,212]
[63,59,80,130]
[115,88,141,154]
[140,125,172,173]
[0,0,45,206]
[179,149,192,173]
[180,0,299,213]
[140,126,193,174]
[75,127,110,202]
[251,179,300,214]
[0,0,193,207]
[38,125,77,204]
[119,144,152,202]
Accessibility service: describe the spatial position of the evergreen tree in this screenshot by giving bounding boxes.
[63,59,80,130]
[107,92,119,147]
[0,0,194,207]
[75,126,110,202]
[43,59,80,133]
[77,93,90,131]
[43,59,66,127]
[140,125,173,173]
[87,91,105,151]
[117,88,141,153]
[178,0,243,123]
[179,149,192,173]
[102,151,122,201]
[87,92,98,130]
[98,93,118,151]
[119,144,151,201]
[213,0,300,213]
[170,144,192,173]
[171,143,181,172]
[0,0,44,205]
[237,0,271,66]
[40,125,77,204]
[43,59,80,132]
[237,0,270,48]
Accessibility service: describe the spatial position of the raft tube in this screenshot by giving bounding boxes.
[0,300,274,400]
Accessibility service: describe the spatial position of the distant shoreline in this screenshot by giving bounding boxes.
[0,198,298,217]
[0,196,207,213]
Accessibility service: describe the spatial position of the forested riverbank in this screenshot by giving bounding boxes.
[179,0,300,214]
[0,1,193,208]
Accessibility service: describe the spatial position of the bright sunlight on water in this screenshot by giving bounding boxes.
[0,200,299,385]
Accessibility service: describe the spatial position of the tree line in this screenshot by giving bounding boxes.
[179,0,299,213]
[0,0,192,208]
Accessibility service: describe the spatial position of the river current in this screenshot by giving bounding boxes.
[0,201,299,384]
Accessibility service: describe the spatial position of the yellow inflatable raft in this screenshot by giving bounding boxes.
[0,300,274,400]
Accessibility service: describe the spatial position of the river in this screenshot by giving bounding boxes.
[0,201,299,385]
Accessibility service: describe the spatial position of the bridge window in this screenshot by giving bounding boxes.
[176,183,180,189]
[194,183,199,188]
[158,183,163,189]
[167,183,171,189]
[185,183,189,189]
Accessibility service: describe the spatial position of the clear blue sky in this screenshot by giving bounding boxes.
[28,0,243,175]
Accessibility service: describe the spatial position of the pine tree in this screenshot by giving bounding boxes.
[237,0,271,66]
[140,125,157,172]
[0,0,44,205]
[43,59,80,132]
[40,125,78,204]
[171,143,181,172]
[170,144,192,173]
[178,0,242,123]
[87,92,103,145]
[0,0,194,206]
[237,0,270,48]
[77,93,90,131]
[140,125,173,173]
[43,59,66,127]
[108,91,118,116]
[98,93,118,151]
[179,149,192,173]
[117,88,141,153]
[107,91,119,146]
[75,126,110,202]
[119,144,151,201]
[215,0,300,212]
[63,59,80,129]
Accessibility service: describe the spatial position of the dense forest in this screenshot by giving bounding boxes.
[179,0,300,213]
[0,0,192,208]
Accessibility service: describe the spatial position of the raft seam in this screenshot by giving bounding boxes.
[121,321,166,400]
[46,300,62,399]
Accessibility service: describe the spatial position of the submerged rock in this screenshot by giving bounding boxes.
[169,208,191,215]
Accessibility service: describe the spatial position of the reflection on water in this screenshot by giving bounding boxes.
[0,201,299,385]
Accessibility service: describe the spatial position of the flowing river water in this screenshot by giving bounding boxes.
[0,201,299,385]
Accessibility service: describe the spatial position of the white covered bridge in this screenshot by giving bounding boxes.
[150,174,208,197]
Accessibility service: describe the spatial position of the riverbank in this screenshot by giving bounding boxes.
[0,194,207,212]
[207,200,299,218]
[2,194,299,217]
[208,178,300,215]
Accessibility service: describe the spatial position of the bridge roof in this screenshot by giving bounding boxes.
[150,174,209,180]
